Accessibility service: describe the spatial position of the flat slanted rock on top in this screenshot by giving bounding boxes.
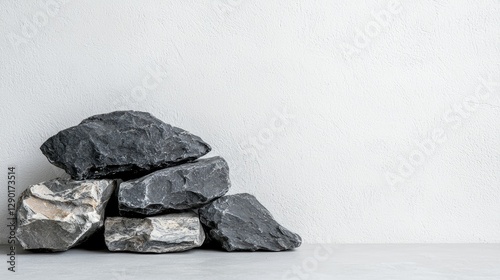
[118,156,230,216]
[40,111,211,180]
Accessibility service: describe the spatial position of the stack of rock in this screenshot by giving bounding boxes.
[16,111,302,253]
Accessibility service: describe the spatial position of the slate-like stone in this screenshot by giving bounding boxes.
[104,212,205,253]
[40,111,211,180]
[16,178,116,252]
[118,156,230,216]
[199,193,302,252]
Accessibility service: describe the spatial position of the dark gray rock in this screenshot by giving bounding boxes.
[199,193,302,252]
[118,156,230,216]
[40,111,211,180]
[16,178,116,252]
[104,212,205,253]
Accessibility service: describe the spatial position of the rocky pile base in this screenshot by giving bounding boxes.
[16,111,302,253]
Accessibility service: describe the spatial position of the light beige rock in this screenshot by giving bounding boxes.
[16,178,116,251]
[104,212,205,253]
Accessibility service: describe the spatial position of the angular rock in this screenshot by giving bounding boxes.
[40,111,211,180]
[104,212,205,253]
[16,178,116,252]
[199,193,302,252]
[118,156,230,216]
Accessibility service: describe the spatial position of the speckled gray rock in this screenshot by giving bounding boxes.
[16,178,116,252]
[40,111,211,180]
[104,212,205,253]
[199,193,302,252]
[118,156,230,216]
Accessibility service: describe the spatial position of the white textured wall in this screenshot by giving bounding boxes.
[1,0,499,244]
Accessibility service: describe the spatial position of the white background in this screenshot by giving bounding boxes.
[0,0,499,244]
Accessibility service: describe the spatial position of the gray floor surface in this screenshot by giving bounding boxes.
[1,244,499,279]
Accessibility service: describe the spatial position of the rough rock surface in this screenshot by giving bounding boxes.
[199,193,302,252]
[40,111,211,180]
[104,212,205,253]
[118,156,230,216]
[16,178,116,252]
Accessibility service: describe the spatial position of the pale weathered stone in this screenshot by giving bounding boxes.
[41,111,211,180]
[118,157,230,216]
[199,193,302,252]
[16,178,116,252]
[104,212,205,253]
